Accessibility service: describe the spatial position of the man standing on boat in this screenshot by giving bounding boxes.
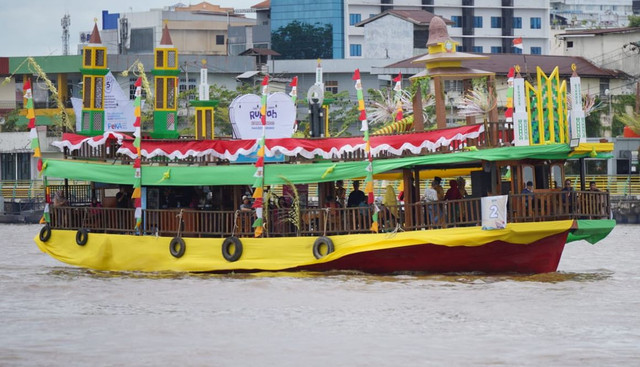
[347,181,366,207]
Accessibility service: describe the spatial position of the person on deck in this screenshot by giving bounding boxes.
[522,181,534,194]
[433,177,445,201]
[335,180,346,207]
[347,181,366,208]
[589,181,600,192]
[561,179,574,213]
[116,187,130,209]
[240,196,253,211]
[444,180,463,201]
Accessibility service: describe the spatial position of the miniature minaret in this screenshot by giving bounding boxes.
[151,21,180,138]
[80,20,108,135]
[190,59,218,140]
[308,59,325,137]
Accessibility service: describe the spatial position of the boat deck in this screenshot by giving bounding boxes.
[48,190,610,238]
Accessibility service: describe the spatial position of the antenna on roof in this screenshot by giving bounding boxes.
[61,13,70,56]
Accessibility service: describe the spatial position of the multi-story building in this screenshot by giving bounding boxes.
[550,0,632,28]
[78,2,256,56]
[267,0,551,58]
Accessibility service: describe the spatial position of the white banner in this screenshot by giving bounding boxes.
[103,71,136,132]
[229,92,296,139]
[569,76,587,143]
[481,195,508,230]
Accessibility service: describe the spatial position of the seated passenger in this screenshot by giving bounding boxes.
[240,195,253,211]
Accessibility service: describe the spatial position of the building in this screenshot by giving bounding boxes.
[550,0,633,28]
[78,2,256,56]
[266,0,551,59]
[270,0,346,59]
[354,9,453,59]
[553,27,640,83]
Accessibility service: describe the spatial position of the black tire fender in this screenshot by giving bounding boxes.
[313,236,334,259]
[169,237,186,258]
[39,225,52,242]
[76,228,89,246]
[222,236,243,262]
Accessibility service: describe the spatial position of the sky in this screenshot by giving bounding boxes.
[0,0,260,57]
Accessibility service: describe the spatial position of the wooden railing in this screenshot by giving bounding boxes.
[47,191,611,237]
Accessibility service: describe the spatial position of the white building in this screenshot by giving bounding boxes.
[550,0,633,28]
[345,0,551,56]
[553,27,640,82]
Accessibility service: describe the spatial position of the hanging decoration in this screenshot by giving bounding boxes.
[132,77,143,230]
[353,69,378,233]
[289,76,298,133]
[252,75,269,237]
[393,73,403,122]
[505,67,514,123]
[24,80,42,164]
[40,176,51,224]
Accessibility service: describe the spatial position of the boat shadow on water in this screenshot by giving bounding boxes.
[45,267,614,283]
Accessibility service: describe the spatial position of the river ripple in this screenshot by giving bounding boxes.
[0,224,638,366]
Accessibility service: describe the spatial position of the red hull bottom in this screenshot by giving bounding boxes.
[295,232,569,274]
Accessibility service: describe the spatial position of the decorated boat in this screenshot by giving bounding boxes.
[32,19,614,274]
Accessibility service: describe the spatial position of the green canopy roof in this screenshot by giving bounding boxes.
[43,144,608,186]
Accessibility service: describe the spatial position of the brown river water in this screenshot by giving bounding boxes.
[1,224,638,366]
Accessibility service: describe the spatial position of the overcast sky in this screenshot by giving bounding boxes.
[1,0,260,57]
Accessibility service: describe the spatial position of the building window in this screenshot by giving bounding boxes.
[491,46,502,54]
[473,16,483,28]
[349,13,361,25]
[491,17,502,28]
[530,47,542,54]
[472,46,483,53]
[513,17,522,29]
[444,80,463,93]
[451,16,462,28]
[599,78,610,97]
[325,80,338,94]
[567,41,573,48]
[1,153,30,180]
[530,17,542,29]
[350,44,362,57]
[216,35,225,45]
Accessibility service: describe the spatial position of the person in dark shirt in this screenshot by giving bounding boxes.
[522,181,534,194]
[116,187,130,208]
[347,181,366,207]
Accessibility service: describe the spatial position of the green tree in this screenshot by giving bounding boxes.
[0,108,27,132]
[629,15,640,27]
[271,21,333,59]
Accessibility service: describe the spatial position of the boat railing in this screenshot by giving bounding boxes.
[47,191,611,237]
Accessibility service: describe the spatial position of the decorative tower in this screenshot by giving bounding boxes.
[151,22,180,138]
[190,60,218,140]
[80,20,107,135]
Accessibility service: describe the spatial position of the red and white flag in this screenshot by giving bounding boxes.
[513,37,523,50]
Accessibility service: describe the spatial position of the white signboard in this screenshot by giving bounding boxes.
[103,72,136,132]
[569,76,587,143]
[481,195,508,230]
[229,92,296,139]
[513,77,530,146]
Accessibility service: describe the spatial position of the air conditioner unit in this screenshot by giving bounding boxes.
[620,150,632,159]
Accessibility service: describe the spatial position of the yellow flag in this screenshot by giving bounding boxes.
[370,222,379,233]
[252,187,263,199]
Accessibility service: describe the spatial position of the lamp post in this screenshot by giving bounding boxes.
[605,88,612,138]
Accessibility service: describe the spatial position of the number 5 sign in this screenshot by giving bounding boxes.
[481,195,508,230]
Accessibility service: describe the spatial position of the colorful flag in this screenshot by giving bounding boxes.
[513,37,523,50]
[252,75,269,237]
[353,69,378,233]
[132,77,143,230]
